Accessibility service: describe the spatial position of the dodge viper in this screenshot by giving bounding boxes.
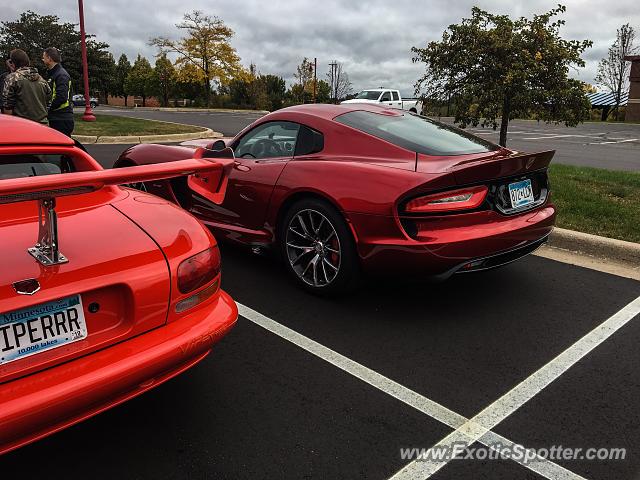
[0,116,237,454]
[116,103,556,294]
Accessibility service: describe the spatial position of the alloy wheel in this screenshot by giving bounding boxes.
[285,209,341,287]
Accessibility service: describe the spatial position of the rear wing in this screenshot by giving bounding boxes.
[0,157,233,205]
[0,156,233,267]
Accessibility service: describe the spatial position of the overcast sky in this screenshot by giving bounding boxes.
[2,1,639,96]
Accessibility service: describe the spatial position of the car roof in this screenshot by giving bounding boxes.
[271,103,403,121]
[0,115,75,146]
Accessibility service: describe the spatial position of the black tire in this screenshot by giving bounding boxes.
[90,102,98,108]
[279,198,360,295]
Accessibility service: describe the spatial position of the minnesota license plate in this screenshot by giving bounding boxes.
[0,295,87,365]
[508,179,535,209]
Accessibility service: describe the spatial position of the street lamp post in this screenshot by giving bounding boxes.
[78,0,96,121]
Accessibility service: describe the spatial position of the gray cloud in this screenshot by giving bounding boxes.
[2,0,638,95]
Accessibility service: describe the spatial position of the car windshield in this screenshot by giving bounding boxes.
[334,111,500,156]
[354,90,382,100]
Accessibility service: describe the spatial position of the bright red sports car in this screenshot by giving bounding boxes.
[0,116,237,454]
[116,103,556,294]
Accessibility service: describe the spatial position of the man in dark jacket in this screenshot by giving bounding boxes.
[0,57,16,113]
[1,49,51,123]
[43,47,74,136]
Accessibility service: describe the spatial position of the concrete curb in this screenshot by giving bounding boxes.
[73,128,221,145]
[547,227,640,268]
[107,106,270,114]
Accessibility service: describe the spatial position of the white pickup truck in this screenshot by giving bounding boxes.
[341,88,422,113]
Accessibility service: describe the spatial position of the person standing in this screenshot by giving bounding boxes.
[42,47,74,136]
[1,49,51,123]
[0,57,16,113]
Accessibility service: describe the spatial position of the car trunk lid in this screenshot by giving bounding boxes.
[0,189,170,384]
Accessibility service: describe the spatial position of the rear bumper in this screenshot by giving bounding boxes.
[0,290,237,455]
[349,204,556,276]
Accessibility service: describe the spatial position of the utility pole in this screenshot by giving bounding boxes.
[313,57,317,103]
[78,0,96,121]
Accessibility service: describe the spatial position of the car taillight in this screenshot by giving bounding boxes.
[177,247,221,294]
[404,186,488,213]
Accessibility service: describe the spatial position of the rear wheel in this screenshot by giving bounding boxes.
[279,198,360,295]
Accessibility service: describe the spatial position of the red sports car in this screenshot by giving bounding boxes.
[116,103,556,294]
[0,116,237,454]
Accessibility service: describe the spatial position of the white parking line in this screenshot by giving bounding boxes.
[389,295,640,479]
[237,303,588,480]
[519,134,588,140]
[592,138,638,145]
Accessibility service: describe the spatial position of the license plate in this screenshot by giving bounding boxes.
[0,295,87,366]
[508,179,535,209]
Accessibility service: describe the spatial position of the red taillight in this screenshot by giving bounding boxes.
[404,186,488,213]
[177,247,221,294]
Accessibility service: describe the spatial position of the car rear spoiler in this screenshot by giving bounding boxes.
[0,157,233,205]
[0,157,233,267]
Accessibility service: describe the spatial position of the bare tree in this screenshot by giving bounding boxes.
[595,24,638,120]
[327,61,352,102]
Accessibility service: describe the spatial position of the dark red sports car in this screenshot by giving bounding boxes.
[116,103,556,294]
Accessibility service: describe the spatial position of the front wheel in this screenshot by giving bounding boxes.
[279,198,360,295]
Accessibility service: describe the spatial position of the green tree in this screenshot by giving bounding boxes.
[150,10,245,106]
[412,5,592,146]
[0,11,112,97]
[316,79,331,103]
[125,54,153,106]
[258,74,286,110]
[151,54,177,107]
[113,54,132,105]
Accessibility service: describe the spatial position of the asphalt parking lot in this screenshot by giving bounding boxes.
[4,112,639,479]
[96,107,640,171]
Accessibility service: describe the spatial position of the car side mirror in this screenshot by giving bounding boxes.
[208,139,227,151]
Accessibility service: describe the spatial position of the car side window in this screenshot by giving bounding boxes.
[294,125,324,156]
[235,121,300,159]
[380,91,391,102]
[392,91,400,101]
[0,154,75,179]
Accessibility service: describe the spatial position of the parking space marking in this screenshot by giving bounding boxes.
[390,295,640,479]
[591,138,638,145]
[237,303,586,480]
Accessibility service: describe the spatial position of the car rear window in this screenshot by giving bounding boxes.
[0,154,74,180]
[334,111,500,156]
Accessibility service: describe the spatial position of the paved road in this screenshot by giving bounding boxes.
[95,108,640,171]
[4,245,639,479]
[6,117,640,479]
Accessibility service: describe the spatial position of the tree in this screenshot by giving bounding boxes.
[151,54,177,107]
[0,11,112,97]
[327,61,352,102]
[125,54,153,106]
[113,54,132,105]
[150,10,245,106]
[260,74,286,110]
[294,57,315,102]
[595,24,638,120]
[412,5,592,146]
[316,79,332,103]
[91,52,116,104]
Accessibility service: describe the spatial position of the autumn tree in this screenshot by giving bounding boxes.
[412,5,592,146]
[293,57,315,103]
[149,10,244,106]
[125,54,153,106]
[595,24,638,120]
[113,54,132,105]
